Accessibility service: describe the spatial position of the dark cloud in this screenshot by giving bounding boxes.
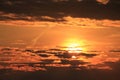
[79,53,98,58]
[109,49,120,52]
[60,59,88,65]
[41,59,54,64]
[38,53,51,57]
[0,0,120,21]
[105,60,120,71]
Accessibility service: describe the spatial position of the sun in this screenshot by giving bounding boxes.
[66,43,83,53]
[62,38,85,53]
[71,55,77,59]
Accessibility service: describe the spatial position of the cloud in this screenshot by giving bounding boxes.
[0,16,120,28]
[0,11,63,22]
[0,47,120,72]
[96,0,109,4]
[0,65,46,72]
[0,0,120,21]
[3,0,14,6]
[80,53,98,58]
[63,16,120,28]
[109,49,120,52]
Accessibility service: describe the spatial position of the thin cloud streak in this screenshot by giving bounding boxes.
[0,16,120,28]
[96,0,110,4]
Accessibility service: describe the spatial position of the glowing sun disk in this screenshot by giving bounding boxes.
[66,43,83,53]
[62,38,85,53]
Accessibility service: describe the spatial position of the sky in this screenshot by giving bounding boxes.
[0,0,120,50]
[0,1,120,80]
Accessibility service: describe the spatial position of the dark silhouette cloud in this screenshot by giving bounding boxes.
[109,49,120,52]
[41,59,54,64]
[38,53,51,57]
[0,61,120,80]
[79,53,98,58]
[0,0,120,21]
[0,47,120,80]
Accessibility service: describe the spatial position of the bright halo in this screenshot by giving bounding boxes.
[66,43,83,53]
[62,38,85,53]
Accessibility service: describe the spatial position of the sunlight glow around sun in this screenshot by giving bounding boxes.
[71,55,77,59]
[66,43,82,53]
[63,38,85,53]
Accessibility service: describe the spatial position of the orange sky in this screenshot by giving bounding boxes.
[0,16,120,51]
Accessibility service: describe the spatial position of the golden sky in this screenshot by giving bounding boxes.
[0,1,120,80]
[0,16,120,51]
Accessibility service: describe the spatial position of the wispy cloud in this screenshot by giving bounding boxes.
[96,0,110,4]
[0,16,120,29]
